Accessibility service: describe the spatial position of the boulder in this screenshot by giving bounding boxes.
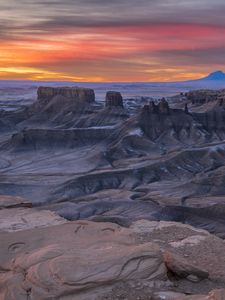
[163,251,209,280]
[105,91,124,108]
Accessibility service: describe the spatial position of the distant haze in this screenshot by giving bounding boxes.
[1,71,225,106]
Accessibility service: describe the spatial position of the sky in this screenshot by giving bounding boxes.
[1,0,225,82]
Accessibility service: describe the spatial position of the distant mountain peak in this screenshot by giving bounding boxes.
[203,70,225,80]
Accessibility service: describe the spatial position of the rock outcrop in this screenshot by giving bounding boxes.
[24,86,97,126]
[6,128,113,151]
[137,97,225,142]
[142,98,170,115]
[185,89,225,107]
[0,218,225,299]
[37,86,95,106]
[105,91,124,108]
[158,98,170,114]
[138,99,194,141]
[0,220,166,300]
[186,90,220,105]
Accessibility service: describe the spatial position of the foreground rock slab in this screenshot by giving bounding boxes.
[0,221,166,300]
[0,216,225,299]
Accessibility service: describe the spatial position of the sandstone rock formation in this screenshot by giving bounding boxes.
[163,251,209,280]
[105,91,124,107]
[0,220,166,300]
[185,89,225,109]
[138,99,195,141]
[0,218,225,300]
[186,90,220,105]
[37,86,95,105]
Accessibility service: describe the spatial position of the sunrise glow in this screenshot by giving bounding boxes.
[1,1,225,82]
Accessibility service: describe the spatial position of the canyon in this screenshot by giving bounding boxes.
[1,86,225,299]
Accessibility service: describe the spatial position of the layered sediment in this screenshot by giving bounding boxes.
[0,87,225,299]
[105,91,124,108]
[37,86,95,105]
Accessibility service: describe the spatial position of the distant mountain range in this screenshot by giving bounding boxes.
[200,71,225,80]
[199,70,225,81]
[1,71,225,92]
[178,70,225,89]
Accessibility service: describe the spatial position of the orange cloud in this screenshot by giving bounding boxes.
[1,24,225,81]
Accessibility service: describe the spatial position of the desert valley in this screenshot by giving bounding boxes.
[1,74,225,299]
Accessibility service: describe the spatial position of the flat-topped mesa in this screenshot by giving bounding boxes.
[105,91,124,108]
[37,86,95,106]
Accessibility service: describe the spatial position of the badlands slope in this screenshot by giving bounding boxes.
[0,86,225,299]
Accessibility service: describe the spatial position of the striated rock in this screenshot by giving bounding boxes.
[138,100,194,141]
[0,213,225,299]
[105,91,124,108]
[186,90,220,105]
[37,86,95,106]
[185,89,225,107]
[0,221,166,300]
[7,127,113,151]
